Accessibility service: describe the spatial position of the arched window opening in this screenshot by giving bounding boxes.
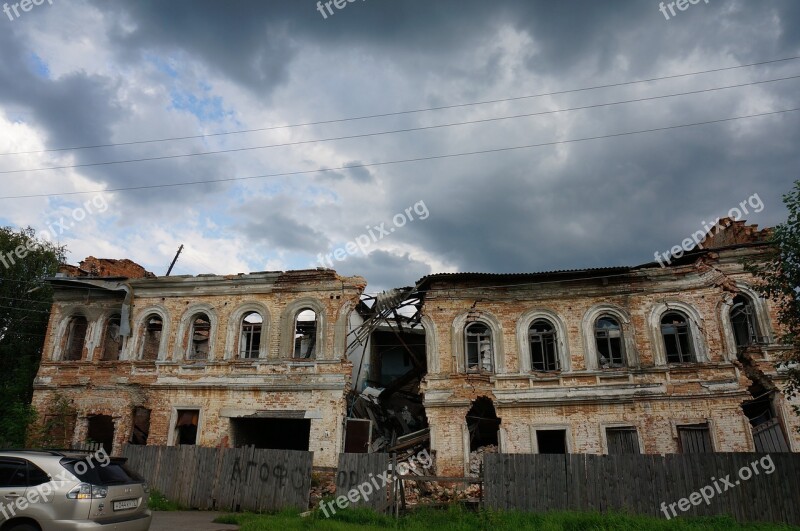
[140,314,163,361]
[530,319,559,371]
[731,295,761,351]
[661,312,695,363]
[188,313,211,360]
[64,316,88,361]
[239,312,263,359]
[101,314,122,361]
[465,322,493,373]
[293,309,317,359]
[595,316,624,368]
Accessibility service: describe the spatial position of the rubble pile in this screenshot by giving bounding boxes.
[468,444,497,476]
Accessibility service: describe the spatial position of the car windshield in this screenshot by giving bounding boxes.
[60,457,143,486]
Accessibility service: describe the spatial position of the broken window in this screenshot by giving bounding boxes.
[742,394,790,452]
[465,322,493,373]
[174,409,199,445]
[86,415,115,455]
[536,429,567,454]
[139,314,163,361]
[677,423,713,453]
[661,312,695,363]
[101,314,123,361]
[606,427,640,454]
[188,313,211,360]
[595,316,624,368]
[129,407,151,445]
[64,315,88,361]
[239,312,262,359]
[731,295,761,350]
[293,309,317,359]
[529,319,559,371]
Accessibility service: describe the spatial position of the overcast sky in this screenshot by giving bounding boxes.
[0,0,797,292]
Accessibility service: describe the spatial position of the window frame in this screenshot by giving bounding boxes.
[661,311,695,363]
[529,318,560,371]
[238,311,263,359]
[465,321,494,374]
[594,316,625,368]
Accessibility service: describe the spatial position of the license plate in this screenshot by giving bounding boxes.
[113,499,138,511]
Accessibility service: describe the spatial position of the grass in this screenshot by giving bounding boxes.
[147,489,186,511]
[214,505,800,530]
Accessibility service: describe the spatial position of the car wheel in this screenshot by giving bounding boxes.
[7,523,39,531]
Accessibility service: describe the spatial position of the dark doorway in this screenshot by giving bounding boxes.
[231,418,311,451]
[465,397,500,451]
[536,429,567,454]
[87,415,114,454]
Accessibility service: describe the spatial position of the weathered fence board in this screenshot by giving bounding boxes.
[485,453,800,525]
[122,445,313,512]
[335,452,391,512]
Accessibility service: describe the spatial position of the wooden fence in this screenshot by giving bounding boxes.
[122,445,313,512]
[485,453,800,525]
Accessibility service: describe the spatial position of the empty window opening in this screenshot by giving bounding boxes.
[239,312,262,359]
[129,407,151,445]
[465,322,493,373]
[536,429,567,454]
[293,309,317,359]
[530,319,559,371]
[677,423,713,453]
[595,317,624,368]
[174,409,199,445]
[231,418,310,451]
[140,314,163,361]
[731,295,762,351]
[606,427,640,454]
[64,315,88,361]
[188,314,211,360]
[101,314,123,361]
[86,414,115,455]
[466,397,500,451]
[661,312,695,363]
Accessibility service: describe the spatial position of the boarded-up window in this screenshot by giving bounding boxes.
[64,316,88,361]
[678,424,713,453]
[606,427,640,454]
[101,314,123,361]
[175,409,199,445]
[140,314,163,361]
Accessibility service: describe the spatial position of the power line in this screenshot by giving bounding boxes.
[0,106,796,200]
[2,55,798,157]
[3,74,799,175]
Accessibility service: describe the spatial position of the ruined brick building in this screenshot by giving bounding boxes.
[31,222,799,474]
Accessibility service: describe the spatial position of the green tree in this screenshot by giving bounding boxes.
[745,181,800,412]
[0,227,65,446]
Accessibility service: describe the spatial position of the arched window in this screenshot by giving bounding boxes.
[465,322,493,373]
[188,313,211,360]
[661,312,695,363]
[139,314,163,361]
[239,312,263,359]
[530,319,559,371]
[730,295,761,350]
[595,316,624,368]
[64,315,88,361]
[293,309,317,359]
[101,314,122,361]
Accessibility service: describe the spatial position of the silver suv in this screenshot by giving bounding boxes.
[0,450,151,531]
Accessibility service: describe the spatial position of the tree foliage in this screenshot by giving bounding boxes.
[0,226,65,446]
[745,181,800,403]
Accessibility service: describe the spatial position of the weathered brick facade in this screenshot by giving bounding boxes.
[31,220,799,475]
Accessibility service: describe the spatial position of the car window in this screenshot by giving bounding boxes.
[0,459,27,488]
[60,458,142,486]
[27,462,50,486]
